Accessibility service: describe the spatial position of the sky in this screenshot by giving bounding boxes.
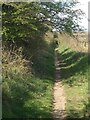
[55,0,89,31]
[77,0,89,31]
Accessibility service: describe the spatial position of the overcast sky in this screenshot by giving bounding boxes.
[77,0,89,30]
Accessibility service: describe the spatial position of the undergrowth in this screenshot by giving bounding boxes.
[3,75,53,118]
[2,31,55,118]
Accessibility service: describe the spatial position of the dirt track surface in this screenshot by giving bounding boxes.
[53,50,67,120]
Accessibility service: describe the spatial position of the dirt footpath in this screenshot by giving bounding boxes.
[53,50,67,120]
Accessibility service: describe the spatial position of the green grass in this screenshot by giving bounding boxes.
[31,43,55,80]
[57,40,89,119]
[3,75,54,118]
[2,31,55,118]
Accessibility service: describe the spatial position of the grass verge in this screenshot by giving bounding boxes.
[57,34,89,119]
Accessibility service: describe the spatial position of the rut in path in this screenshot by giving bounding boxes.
[53,50,67,120]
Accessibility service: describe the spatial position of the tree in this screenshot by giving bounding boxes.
[2,0,84,46]
[2,2,41,42]
[39,0,85,34]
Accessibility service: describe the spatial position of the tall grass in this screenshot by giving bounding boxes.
[2,31,55,118]
[57,33,89,119]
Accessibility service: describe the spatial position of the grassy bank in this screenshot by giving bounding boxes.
[2,31,55,118]
[57,33,89,119]
[3,75,54,118]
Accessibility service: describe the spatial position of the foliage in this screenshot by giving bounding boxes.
[2,1,86,119]
[2,30,55,118]
[2,1,84,45]
[2,2,47,45]
[2,2,55,117]
[40,0,84,34]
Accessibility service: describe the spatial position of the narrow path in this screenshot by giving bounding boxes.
[53,49,67,120]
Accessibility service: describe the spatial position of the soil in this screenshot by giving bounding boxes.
[53,49,67,120]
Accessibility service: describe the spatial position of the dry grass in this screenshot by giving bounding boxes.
[57,32,88,52]
[2,46,31,78]
[2,30,55,118]
[56,32,89,118]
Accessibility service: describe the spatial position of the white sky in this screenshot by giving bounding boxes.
[77,0,89,30]
[55,0,89,31]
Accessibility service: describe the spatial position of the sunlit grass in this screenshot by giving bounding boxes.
[3,74,54,118]
[57,34,89,118]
